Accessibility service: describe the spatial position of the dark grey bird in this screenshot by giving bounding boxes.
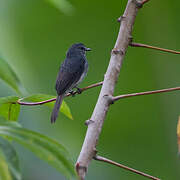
[51,43,91,123]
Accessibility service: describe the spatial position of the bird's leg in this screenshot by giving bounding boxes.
[76,87,82,94]
[69,90,76,97]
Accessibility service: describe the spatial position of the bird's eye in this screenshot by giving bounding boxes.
[80,47,84,50]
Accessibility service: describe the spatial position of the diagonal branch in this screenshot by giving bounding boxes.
[17,81,103,106]
[94,155,160,180]
[76,0,142,179]
[112,86,180,102]
[130,42,180,55]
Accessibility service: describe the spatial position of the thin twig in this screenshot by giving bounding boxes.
[17,97,56,106]
[113,86,180,102]
[141,0,150,5]
[130,42,180,54]
[17,81,103,106]
[94,155,160,180]
[66,81,103,97]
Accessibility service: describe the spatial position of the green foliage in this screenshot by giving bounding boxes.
[23,94,73,119]
[0,149,12,180]
[0,56,25,96]
[1,0,180,179]
[0,138,21,180]
[0,123,76,179]
[45,0,74,14]
[0,97,19,104]
[0,95,73,178]
[0,97,20,121]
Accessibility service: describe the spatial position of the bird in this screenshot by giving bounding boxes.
[51,43,91,123]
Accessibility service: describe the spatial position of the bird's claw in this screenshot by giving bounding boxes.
[69,91,76,97]
[76,87,82,94]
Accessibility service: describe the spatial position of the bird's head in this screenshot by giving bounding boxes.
[67,43,91,57]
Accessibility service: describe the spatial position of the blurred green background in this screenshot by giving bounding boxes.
[0,0,180,179]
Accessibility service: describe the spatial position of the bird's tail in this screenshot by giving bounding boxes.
[51,95,64,123]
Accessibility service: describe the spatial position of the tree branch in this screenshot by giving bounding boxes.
[112,86,180,102]
[130,42,180,55]
[17,97,56,106]
[73,81,103,95]
[94,155,160,180]
[76,0,142,179]
[17,81,103,106]
[141,0,150,5]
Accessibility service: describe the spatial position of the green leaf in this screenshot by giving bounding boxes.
[0,138,21,180]
[23,94,73,120]
[0,97,20,121]
[45,0,74,14]
[0,149,12,180]
[0,97,19,105]
[0,56,26,96]
[0,124,76,179]
[0,119,21,128]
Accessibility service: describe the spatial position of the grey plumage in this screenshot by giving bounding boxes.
[51,43,91,123]
[51,95,64,123]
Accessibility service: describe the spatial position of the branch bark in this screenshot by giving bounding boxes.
[76,0,143,179]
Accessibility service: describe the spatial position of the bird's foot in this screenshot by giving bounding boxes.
[76,87,82,94]
[69,91,76,97]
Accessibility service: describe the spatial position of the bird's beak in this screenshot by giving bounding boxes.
[85,47,91,51]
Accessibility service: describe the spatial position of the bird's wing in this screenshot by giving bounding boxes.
[55,58,85,95]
